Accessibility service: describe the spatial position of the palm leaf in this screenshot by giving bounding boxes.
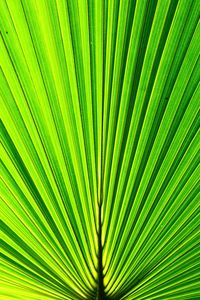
[0,0,199,299]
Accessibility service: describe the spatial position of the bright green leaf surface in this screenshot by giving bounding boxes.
[0,0,199,299]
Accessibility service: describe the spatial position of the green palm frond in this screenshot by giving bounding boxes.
[0,0,199,299]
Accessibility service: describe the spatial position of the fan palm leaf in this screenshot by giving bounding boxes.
[0,0,199,299]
